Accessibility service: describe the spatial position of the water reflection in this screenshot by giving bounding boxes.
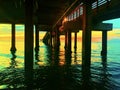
[82,57,91,90]
[0,51,24,89]
[100,56,112,90]
[34,46,61,90]
[101,55,107,69]
[10,51,17,68]
[35,47,39,61]
[74,51,77,64]
[34,47,40,69]
[0,43,119,90]
[33,45,113,90]
[65,50,72,66]
[91,55,112,90]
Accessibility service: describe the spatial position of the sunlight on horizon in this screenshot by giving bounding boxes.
[0,18,120,42]
[0,18,120,70]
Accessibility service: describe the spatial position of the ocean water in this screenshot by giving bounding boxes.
[0,30,120,90]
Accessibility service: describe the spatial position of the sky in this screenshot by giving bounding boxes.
[0,18,120,40]
[0,24,46,38]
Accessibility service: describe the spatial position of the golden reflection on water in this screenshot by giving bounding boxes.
[0,26,120,69]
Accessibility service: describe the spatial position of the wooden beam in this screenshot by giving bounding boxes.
[63,21,113,32]
[92,23,113,31]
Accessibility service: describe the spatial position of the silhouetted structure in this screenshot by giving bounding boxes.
[0,0,120,89]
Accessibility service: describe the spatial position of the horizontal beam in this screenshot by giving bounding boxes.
[93,0,120,22]
[92,23,113,31]
[38,25,52,31]
[63,20,112,32]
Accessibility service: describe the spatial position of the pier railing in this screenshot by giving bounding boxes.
[43,0,119,44]
[63,0,111,22]
[60,0,115,32]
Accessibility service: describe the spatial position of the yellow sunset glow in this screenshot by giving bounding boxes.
[0,24,120,67]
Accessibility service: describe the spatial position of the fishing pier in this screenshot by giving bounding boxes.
[0,0,120,89]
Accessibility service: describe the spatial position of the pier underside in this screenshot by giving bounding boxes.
[0,0,120,89]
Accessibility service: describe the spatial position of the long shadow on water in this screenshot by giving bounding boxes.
[33,47,82,90]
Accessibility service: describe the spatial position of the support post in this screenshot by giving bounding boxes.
[55,27,60,49]
[82,1,92,65]
[101,31,107,56]
[65,30,72,66]
[67,30,71,53]
[35,25,39,51]
[64,31,67,50]
[74,32,77,52]
[50,30,53,47]
[82,2,92,88]
[10,23,16,52]
[53,33,56,48]
[25,0,33,89]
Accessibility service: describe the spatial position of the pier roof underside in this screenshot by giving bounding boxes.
[0,0,120,31]
[0,0,76,25]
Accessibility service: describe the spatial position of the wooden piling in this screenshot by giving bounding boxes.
[65,31,67,50]
[82,1,92,66]
[82,1,92,84]
[101,31,107,56]
[55,27,60,49]
[25,0,34,89]
[50,30,53,47]
[67,30,71,53]
[74,32,77,52]
[35,25,39,51]
[10,23,16,52]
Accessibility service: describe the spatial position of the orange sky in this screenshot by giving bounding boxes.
[0,24,120,42]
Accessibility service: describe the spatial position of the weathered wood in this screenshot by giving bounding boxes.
[74,32,77,52]
[93,0,120,23]
[35,25,39,51]
[38,25,52,31]
[24,0,33,89]
[10,23,16,52]
[63,17,82,32]
[82,2,92,89]
[101,31,107,56]
[67,30,71,53]
[82,1,92,73]
[55,27,60,49]
[92,23,113,31]
[65,32,67,50]
[63,19,112,32]
[50,31,53,47]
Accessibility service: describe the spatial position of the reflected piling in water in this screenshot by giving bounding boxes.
[10,50,17,68]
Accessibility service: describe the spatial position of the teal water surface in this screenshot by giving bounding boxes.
[0,33,120,90]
